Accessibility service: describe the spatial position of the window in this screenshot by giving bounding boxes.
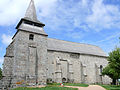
[29,34,34,40]
[100,65,103,74]
[24,21,43,27]
[34,23,43,27]
[70,53,79,59]
[24,21,33,25]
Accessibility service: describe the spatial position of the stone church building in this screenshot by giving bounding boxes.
[2,0,111,88]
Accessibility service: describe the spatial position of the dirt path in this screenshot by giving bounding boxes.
[65,85,106,90]
[31,85,45,88]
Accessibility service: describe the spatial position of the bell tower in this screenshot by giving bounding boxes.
[11,0,48,87]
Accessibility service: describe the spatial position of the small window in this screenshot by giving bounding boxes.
[100,65,103,74]
[34,23,43,27]
[29,34,34,40]
[24,21,33,25]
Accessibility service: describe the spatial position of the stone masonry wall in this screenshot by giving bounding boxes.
[80,54,111,84]
[47,50,111,84]
[2,41,14,89]
[12,30,47,87]
[0,80,2,89]
[47,51,82,83]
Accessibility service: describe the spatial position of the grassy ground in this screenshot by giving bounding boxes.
[12,83,89,90]
[64,83,89,87]
[100,85,120,90]
[48,83,89,87]
[12,86,78,90]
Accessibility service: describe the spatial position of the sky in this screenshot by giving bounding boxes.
[0,0,120,68]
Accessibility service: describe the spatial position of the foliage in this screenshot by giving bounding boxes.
[12,86,78,90]
[0,68,2,80]
[100,85,120,90]
[102,48,120,85]
[47,83,89,87]
[102,65,120,80]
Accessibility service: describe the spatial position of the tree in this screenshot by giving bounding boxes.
[102,48,120,85]
[0,68,2,80]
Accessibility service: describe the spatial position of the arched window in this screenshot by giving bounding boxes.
[29,34,34,40]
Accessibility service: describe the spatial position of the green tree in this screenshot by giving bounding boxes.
[102,48,120,85]
[0,68,2,80]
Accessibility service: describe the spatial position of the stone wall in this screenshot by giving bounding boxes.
[47,50,111,84]
[11,30,47,87]
[80,54,111,84]
[47,50,82,83]
[0,80,2,89]
[3,41,14,76]
[2,41,14,89]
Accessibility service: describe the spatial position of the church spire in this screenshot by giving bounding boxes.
[25,0,37,21]
[16,0,46,36]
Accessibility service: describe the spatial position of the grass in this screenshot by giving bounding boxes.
[12,83,89,90]
[47,83,89,87]
[100,85,120,90]
[64,83,89,87]
[12,86,78,90]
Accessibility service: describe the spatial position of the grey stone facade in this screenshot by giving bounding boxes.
[47,50,110,84]
[2,0,111,89]
[0,80,2,89]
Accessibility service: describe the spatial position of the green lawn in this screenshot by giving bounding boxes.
[12,83,89,90]
[64,83,89,87]
[12,86,78,90]
[100,85,120,90]
[48,83,89,87]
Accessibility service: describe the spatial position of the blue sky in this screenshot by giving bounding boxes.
[0,0,120,68]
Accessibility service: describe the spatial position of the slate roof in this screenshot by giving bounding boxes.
[25,0,37,21]
[23,0,45,25]
[47,38,107,57]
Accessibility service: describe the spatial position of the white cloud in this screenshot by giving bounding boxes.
[36,0,57,17]
[0,0,28,26]
[66,32,85,39]
[97,32,120,43]
[0,0,57,26]
[2,34,12,45]
[37,0,120,33]
[0,0,120,33]
[86,0,120,31]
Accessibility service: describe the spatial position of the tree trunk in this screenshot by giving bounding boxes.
[112,79,116,85]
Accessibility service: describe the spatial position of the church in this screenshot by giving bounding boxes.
[2,0,111,88]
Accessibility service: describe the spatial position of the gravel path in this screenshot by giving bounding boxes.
[65,85,106,90]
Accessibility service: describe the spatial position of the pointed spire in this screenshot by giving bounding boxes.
[25,0,37,21]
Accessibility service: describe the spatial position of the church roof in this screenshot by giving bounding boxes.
[16,0,45,29]
[16,0,47,36]
[47,38,107,57]
[25,0,37,21]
